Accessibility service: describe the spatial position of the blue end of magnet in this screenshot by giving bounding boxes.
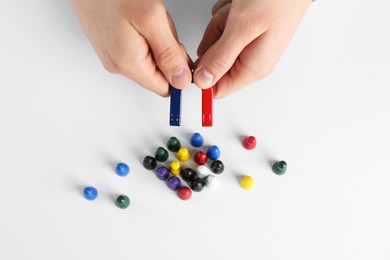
[170,86,181,126]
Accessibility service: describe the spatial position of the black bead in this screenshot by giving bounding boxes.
[180,168,197,183]
[210,160,224,174]
[190,178,205,192]
[143,156,157,170]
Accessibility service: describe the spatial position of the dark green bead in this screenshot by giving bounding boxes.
[116,195,130,209]
[155,147,169,162]
[167,137,181,152]
[272,161,287,175]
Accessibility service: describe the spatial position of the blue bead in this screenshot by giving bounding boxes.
[190,133,204,147]
[207,145,221,160]
[115,163,130,177]
[156,166,170,181]
[83,186,98,201]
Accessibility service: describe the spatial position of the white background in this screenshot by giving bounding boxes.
[0,0,389,259]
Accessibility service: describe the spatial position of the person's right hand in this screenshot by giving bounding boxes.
[71,0,193,96]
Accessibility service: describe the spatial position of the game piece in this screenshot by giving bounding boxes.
[169,161,182,176]
[115,162,130,177]
[190,133,204,147]
[155,147,169,162]
[242,136,257,150]
[143,156,157,170]
[166,176,181,191]
[210,160,224,174]
[194,151,208,165]
[116,195,130,209]
[83,186,98,201]
[176,147,190,162]
[206,145,221,160]
[272,161,287,175]
[205,175,218,190]
[170,87,181,126]
[156,166,170,181]
[180,168,197,183]
[239,176,254,190]
[202,88,213,127]
[167,136,181,152]
[196,165,211,178]
[190,178,205,192]
[178,186,192,200]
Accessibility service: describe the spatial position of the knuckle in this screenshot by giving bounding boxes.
[208,53,232,73]
[156,45,179,67]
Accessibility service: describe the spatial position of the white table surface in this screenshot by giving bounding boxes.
[1,0,389,259]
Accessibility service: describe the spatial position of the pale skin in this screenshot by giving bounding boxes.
[71,0,312,98]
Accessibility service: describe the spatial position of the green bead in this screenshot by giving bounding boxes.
[116,195,130,209]
[155,147,169,162]
[272,161,287,175]
[167,137,181,152]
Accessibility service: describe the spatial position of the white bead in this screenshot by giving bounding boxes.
[205,175,218,190]
[196,165,211,178]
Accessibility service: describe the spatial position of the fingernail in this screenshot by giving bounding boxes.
[196,68,214,88]
[172,67,190,88]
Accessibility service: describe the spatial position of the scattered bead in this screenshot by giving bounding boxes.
[196,165,211,178]
[242,136,257,150]
[272,161,287,175]
[166,176,181,191]
[210,160,224,174]
[170,161,182,176]
[180,168,197,183]
[155,147,169,162]
[205,175,218,190]
[190,178,205,192]
[167,136,181,152]
[156,166,170,181]
[143,156,157,170]
[206,145,221,160]
[178,186,192,200]
[115,163,130,177]
[176,147,190,162]
[194,151,208,165]
[83,186,98,201]
[239,176,254,190]
[116,195,130,209]
[190,133,204,147]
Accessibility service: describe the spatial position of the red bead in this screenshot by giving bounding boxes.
[194,151,208,165]
[178,186,192,200]
[242,136,257,150]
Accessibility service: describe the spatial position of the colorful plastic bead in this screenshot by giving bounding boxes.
[178,186,192,200]
[166,176,181,191]
[156,166,170,181]
[196,165,211,178]
[205,175,218,190]
[190,178,205,192]
[115,163,130,177]
[272,161,287,175]
[143,156,157,170]
[155,147,169,162]
[210,160,224,174]
[190,133,204,147]
[116,195,130,209]
[170,161,182,176]
[239,176,254,190]
[180,168,197,183]
[83,186,98,201]
[206,145,221,160]
[194,151,207,165]
[242,136,257,150]
[176,147,190,162]
[167,137,181,152]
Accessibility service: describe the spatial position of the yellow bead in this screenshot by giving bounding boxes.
[170,161,182,176]
[176,147,190,162]
[240,176,254,190]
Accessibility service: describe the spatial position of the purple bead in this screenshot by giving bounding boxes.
[166,176,181,191]
[156,166,170,181]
